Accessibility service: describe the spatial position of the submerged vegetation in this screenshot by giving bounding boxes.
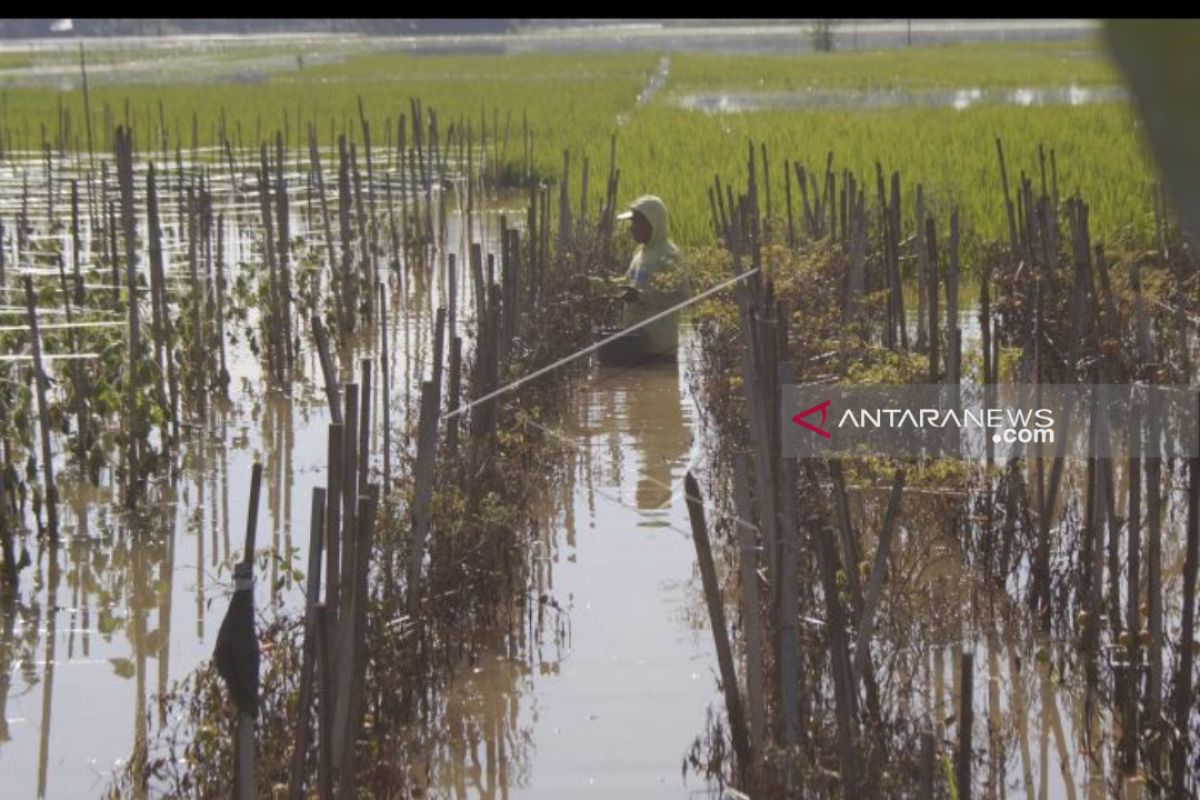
[682,137,1198,795]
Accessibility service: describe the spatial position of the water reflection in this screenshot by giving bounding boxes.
[590,360,691,518]
[411,334,720,798]
[0,338,455,797]
[676,84,1129,114]
[0,145,483,797]
[838,447,1185,799]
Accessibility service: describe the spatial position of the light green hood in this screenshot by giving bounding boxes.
[620,194,687,355]
[630,194,672,250]
[625,194,679,286]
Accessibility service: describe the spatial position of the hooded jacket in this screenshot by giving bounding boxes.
[620,195,689,355]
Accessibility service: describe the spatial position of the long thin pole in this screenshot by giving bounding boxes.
[24,276,57,537]
[236,463,263,800]
[684,472,751,785]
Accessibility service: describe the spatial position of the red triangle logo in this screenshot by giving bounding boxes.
[791,400,832,439]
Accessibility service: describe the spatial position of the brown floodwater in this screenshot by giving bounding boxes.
[0,147,445,797]
[413,349,728,798]
[0,144,731,799]
[3,137,1197,799]
[0,341,728,798]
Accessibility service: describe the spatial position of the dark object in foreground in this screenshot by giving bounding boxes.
[215,561,260,716]
[596,327,676,367]
[215,462,264,722]
[683,471,752,788]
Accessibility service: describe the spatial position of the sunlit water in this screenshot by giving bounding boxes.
[432,351,725,798]
[675,85,1128,114]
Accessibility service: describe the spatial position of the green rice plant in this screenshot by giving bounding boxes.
[664,40,1119,94]
[0,44,1157,251]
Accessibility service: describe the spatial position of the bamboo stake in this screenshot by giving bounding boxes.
[852,469,905,686]
[827,458,883,723]
[145,164,169,421]
[919,727,935,800]
[184,183,204,408]
[407,379,440,616]
[684,472,752,786]
[115,127,141,504]
[725,197,781,625]
[336,489,378,800]
[947,209,961,385]
[914,185,927,352]
[830,460,864,608]
[889,171,907,348]
[378,283,390,489]
[309,125,338,308]
[1122,396,1141,777]
[312,316,343,426]
[79,44,94,171]
[350,142,372,326]
[813,517,860,797]
[732,452,765,752]
[1171,398,1200,796]
[233,463,263,800]
[69,179,82,306]
[216,213,229,392]
[275,131,294,375]
[997,138,1018,252]
[358,361,371,488]
[784,158,795,247]
[257,144,280,381]
[447,336,462,456]
[337,136,355,338]
[24,277,57,537]
[106,196,119,309]
[926,216,939,382]
[1146,373,1165,779]
[289,488,326,800]
[314,603,334,800]
[339,384,359,626]
[52,246,89,468]
[325,424,343,630]
[958,651,974,800]
[778,453,802,751]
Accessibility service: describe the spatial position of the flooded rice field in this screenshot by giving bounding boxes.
[0,308,724,797]
[0,28,1198,798]
[0,142,454,796]
[0,109,736,798]
[410,357,726,798]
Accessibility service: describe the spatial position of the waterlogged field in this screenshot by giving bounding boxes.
[1,28,1191,800]
[0,38,1154,247]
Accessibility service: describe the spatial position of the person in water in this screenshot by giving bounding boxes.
[617,195,690,358]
